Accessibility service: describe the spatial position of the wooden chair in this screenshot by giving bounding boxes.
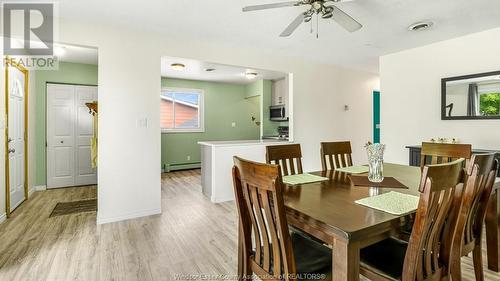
[233,156,332,281]
[320,141,353,171]
[452,154,498,281]
[420,142,472,169]
[359,159,466,281]
[266,144,303,176]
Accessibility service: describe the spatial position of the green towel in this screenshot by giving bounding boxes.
[335,165,369,174]
[283,173,328,186]
[355,191,420,215]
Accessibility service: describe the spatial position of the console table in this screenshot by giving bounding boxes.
[406,145,500,271]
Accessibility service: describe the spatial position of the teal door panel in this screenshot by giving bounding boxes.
[373,91,380,143]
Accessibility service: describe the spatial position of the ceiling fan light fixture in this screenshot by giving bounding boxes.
[322,12,333,19]
[245,72,258,79]
[171,63,186,71]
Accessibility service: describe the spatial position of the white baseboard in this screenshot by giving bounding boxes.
[96,208,162,225]
[0,213,6,224]
[34,185,47,191]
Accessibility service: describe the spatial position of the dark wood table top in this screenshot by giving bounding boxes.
[283,163,421,240]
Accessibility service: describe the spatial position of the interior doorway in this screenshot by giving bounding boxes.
[5,60,29,216]
[373,91,381,143]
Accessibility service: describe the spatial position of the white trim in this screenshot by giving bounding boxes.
[96,208,162,225]
[28,186,35,197]
[35,185,47,191]
[0,213,6,224]
[160,87,205,133]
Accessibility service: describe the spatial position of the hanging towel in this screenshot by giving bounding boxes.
[91,113,98,168]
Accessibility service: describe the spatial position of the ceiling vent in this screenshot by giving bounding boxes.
[408,21,434,32]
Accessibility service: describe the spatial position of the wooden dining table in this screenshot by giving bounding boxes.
[279,163,500,281]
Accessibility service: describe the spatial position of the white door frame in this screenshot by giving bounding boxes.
[46,82,98,189]
[4,59,29,217]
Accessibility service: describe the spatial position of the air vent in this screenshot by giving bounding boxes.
[408,21,434,32]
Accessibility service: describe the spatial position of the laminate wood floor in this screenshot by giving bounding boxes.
[0,169,498,281]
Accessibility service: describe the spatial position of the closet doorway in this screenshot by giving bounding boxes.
[46,83,98,188]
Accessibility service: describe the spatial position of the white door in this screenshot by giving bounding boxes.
[75,86,98,185]
[47,84,98,188]
[7,67,26,211]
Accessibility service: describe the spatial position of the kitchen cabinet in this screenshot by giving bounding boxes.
[271,77,289,118]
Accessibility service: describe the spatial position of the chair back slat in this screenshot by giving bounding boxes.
[320,141,353,171]
[266,144,303,176]
[450,154,498,280]
[233,157,296,280]
[420,142,472,169]
[402,159,465,281]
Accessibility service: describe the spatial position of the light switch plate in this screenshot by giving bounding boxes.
[136,118,148,128]
[231,122,236,127]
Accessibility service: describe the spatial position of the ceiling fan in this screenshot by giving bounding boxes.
[242,0,362,37]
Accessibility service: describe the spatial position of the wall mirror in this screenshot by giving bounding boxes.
[442,71,500,120]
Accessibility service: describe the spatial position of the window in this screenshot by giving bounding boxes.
[478,84,500,116]
[479,92,500,116]
[161,88,204,132]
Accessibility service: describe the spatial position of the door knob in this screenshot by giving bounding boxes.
[8,148,15,153]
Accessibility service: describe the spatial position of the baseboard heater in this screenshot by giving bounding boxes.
[165,162,201,172]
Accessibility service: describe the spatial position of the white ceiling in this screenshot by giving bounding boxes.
[56,44,98,65]
[161,56,286,84]
[55,0,500,73]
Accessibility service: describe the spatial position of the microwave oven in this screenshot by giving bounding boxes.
[270,105,288,121]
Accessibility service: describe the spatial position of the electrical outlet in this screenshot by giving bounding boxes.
[231,122,236,127]
[187,155,191,161]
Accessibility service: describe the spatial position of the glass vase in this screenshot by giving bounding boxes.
[366,143,385,183]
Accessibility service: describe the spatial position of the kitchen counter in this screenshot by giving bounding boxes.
[199,140,292,203]
[198,139,290,147]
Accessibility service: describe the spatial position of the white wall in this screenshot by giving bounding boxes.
[380,27,500,164]
[1,18,379,224]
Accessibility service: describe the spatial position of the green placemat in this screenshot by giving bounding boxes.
[283,173,329,186]
[335,165,369,174]
[355,191,420,215]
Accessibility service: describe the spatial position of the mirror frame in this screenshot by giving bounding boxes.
[441,70,500,120]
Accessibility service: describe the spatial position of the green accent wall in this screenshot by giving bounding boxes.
[161,78,261,170]
[35,62,98,185]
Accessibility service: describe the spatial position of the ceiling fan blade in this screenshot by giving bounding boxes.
[242,1,301,12]
[330,5,362,32]
[280,13,305,37]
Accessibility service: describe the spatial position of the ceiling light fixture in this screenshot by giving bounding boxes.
[171,63,186,71]
[54,46,66,57]
[245,72,258,79]
[408,21,434,32]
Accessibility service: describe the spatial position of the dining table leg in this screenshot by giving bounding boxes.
[485,188,500,272]
[332,236,360,281]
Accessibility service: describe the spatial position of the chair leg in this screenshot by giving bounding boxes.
[473,244,485,281]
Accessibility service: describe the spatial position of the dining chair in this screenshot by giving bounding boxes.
[233,156,332,281]
[266,144,303,176]
[359,158,466,281]
[420,142,472,169]
[451,153,498,281]
[320,141,353,171]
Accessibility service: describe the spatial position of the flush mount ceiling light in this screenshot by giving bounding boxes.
[54,46,66,56]
[408,21,434,32]
[245,72,258,79]
[171,63,186,71]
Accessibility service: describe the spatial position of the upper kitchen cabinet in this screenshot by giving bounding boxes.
[271,77,289,107]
